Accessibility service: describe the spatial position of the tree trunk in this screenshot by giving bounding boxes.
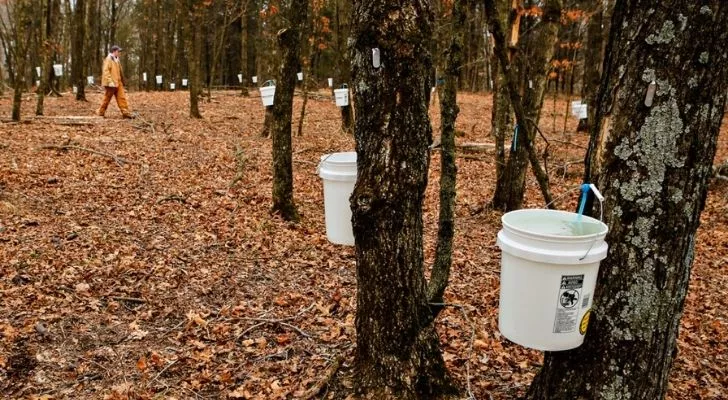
[245,0,258,85]
[270,0,306,222]
[527,2,728,399]
[350,1,457,398]
[187,1,203,118]
[12,85,22,121]
[581,0,612,131]
[333,0,353,134]
[490,0,560,211]
[428,0,465,312]
[72,0,86,101]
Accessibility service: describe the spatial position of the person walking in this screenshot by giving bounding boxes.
[97,45,133,118]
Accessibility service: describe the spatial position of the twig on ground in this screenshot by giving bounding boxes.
[293,159,317,166]
[40,144,139,166]
[132,115,156,134]
[235,303,315,341]
[152,359,180,385]
[112,296,146,304]
[302,354,343,400]
[156,195,187,205]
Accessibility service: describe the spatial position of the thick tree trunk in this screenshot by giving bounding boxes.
[350,1,457,398]
[527,2,728,399]
[72,0,86,101]
[428,0,465,311]
[490,0,560,211]
[270,0,306,222]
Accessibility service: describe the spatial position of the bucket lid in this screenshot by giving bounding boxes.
[319,152,357,181]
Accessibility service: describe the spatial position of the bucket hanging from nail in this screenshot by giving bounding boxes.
[497,208,608,351]
[318,152,357,246]
[334,85,349,107]
[259,80,276,107]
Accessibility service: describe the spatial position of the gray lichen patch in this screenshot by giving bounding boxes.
[677,14,688,31]
[700,6,713,16]
[613,98,686,212]
[646,20,676,45]
[699,52,709,64]
[641,69,656,83]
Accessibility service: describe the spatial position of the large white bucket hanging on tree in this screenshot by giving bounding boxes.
[259,80,276,107]
[318,152,357,246]
[496,194,608,351]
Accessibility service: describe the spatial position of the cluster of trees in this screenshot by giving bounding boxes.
[2,0,612,120]
[349,0,727,398]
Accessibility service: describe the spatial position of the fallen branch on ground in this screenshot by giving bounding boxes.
[156,195,187,205]
[302,355,344,400]
[235,304,315,341]
[40,144,139,166]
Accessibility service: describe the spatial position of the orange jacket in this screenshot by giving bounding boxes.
[101,54,124,87]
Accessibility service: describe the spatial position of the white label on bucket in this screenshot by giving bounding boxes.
[553,274,584,333]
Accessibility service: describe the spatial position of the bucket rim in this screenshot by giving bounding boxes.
[501,208,608,241]
[320,151,356,165]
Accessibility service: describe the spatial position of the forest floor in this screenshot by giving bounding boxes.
[1,88,726,400]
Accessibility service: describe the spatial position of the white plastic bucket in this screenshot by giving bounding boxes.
[87,76,94,85]
[496,209,608,351]
[577,104,588,119]
[53,64,63,76]
[334,88,349,107]
[252,76,258,83]
[238,73,243,83]
[72,86,77,94]
[170,83,176,90]
[182,79,188,87]
[297,72,303,81]
[143,72,148,82]
[156,75,163,84]
[318,152,357,246]
[327,78,333,87]
[36,67,41,77]
[259,85,276,107]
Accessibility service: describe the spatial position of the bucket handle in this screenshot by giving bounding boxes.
[545,184,604,222]
[263,79,275,87]
[316,153,335,176]
[545,184,605,261]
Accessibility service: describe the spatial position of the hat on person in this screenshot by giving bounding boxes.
[111,45,123,52]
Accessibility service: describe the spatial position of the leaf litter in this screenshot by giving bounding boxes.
[0,89,726,399]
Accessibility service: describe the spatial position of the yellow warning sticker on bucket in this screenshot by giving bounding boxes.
[579,309,591,335]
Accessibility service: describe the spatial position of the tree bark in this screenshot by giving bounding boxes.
[245,0,258,86]
[527,2,728,398]
[350,1,457,398]
[187,0,203,118]
[428,0,465,313]
[71,0,86,101]
[270,0,306,222]
[489,0,560,211]
[581,0,612,132]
